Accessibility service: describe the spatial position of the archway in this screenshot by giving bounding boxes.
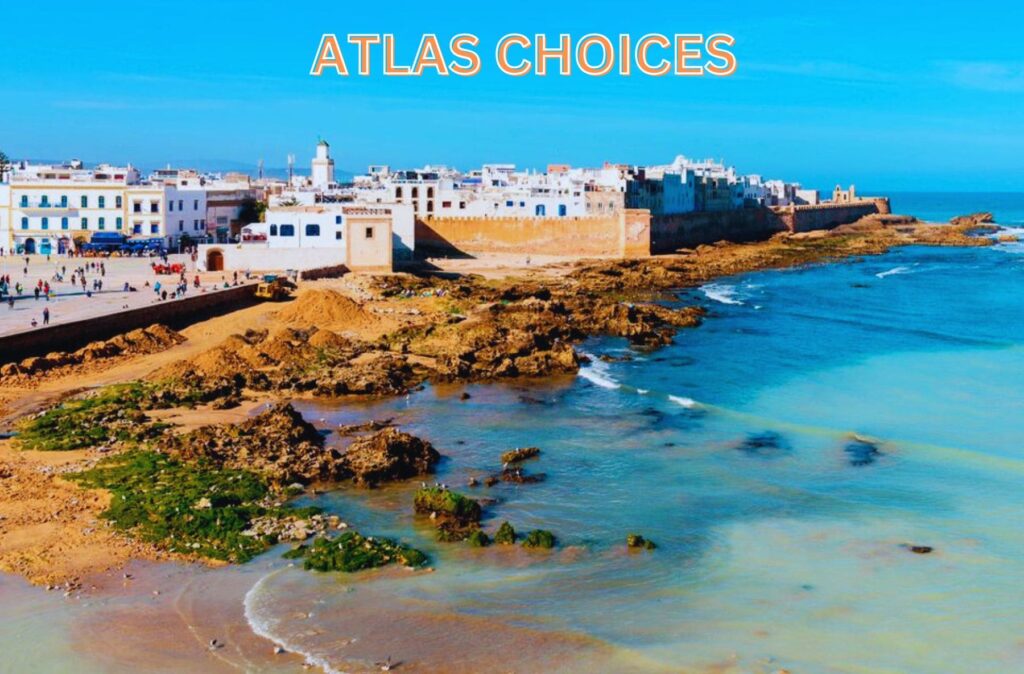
[206,248,224,271]
[24,238,36,255]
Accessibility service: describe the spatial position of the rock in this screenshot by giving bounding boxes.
[736,431,789,457]
[626,534,656,551]
[494,521,516,545]
[845,436,883,466]
[949,212,994,227]
[413,487,482,542]
[500,447,540,464]
[521,529,556,549]
[167,403,344,486]
[460,392,472,400]
[342,428,441,488]
[499,467,546,484]
[903,544,934,554]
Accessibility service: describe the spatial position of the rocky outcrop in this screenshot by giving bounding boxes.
[167,403,344,486]
[343,428,440,487]
[949,212,994,227]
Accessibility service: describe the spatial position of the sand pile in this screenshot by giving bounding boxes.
[0,324,185,382]
[276,289,384,333]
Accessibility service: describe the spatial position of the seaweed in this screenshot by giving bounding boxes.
[286,532,428,572]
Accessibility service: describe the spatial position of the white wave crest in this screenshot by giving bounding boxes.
[668,395,698,409]
[875,266,912,279]
[701,283,744,305]
[577,353,621,390]
[244,570,345,674]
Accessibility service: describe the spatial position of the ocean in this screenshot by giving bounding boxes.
[3,192,1024,673]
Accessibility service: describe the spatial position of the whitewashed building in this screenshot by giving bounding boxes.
[2,160,206,254]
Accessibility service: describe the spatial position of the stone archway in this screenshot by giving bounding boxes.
[206,248,225,271]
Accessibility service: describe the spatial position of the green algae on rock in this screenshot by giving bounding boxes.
[284,532,428,572]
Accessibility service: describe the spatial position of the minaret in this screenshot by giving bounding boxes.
[311,138,335,189]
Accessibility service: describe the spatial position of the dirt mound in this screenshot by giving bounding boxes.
[0,324,185,383]
[276,289,382,332]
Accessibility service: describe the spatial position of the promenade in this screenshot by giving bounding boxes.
[0,253,244,338]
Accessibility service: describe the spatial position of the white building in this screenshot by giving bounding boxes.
[3,161,206,254]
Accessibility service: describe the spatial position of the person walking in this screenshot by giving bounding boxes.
[42,307,50,325]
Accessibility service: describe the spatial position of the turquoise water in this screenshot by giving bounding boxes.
[5,193,1024,673]
[887,191,1024,225]
[242,236,1024,672]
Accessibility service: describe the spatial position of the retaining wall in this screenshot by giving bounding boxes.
[0,284,258,363]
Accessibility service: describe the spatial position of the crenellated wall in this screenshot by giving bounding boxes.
[774,198,888,233]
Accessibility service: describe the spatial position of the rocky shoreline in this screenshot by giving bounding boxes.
[0,214,1000,587]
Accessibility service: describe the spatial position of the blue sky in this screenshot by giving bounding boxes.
[2,1,1023,191]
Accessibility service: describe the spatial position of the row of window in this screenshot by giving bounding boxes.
[268,223,340,239]
[21,216,124,230]
[19,216,168,234]
[19,195,123,208]
[166,199,200,213]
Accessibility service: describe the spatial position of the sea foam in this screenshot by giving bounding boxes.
[701,283,744,305]
[243,570,345,674]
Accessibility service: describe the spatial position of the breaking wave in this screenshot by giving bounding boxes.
[700,283,744,305]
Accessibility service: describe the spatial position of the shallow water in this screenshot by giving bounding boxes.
[243,240,1024,672]
[4,218,1024,672]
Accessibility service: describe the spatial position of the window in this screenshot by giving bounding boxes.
[115,217,122,229]
[305,224,320,236]
[269,224,278,236]
[280,224,295,237]
[505,200,514,207]
[41,196,50,207]
[60,195,68,207]
[535,205,546,216]
[61,217,69,230]
[150,224,159,234]
[519,201,525,207]
[169,201,174,212]
[133,201,141,213]
[98,217,106,230]
[150,202,159,214]
[335,215,342,224]
[115,196,122,208]
[179,221,184,232]
[365,226,374,239]
[133,223,142,234]
[335,231,342,240]
[19,195,28,207]
[427,187,434,198]
[41,217,49,230]
[20,217,28,230]
[442,200,452,208]
[459,201,466,209]
[178,200,183,210]
[99,196,106,208]
[412,187,419,199]
[81,195,88,208]
[193,200,199,209]
[395,187,403,199]
[81,217,88,229]
[558,204,567,216]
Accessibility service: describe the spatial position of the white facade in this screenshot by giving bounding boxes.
[256,202,415,260]
[3,161,207,254]
[0,184,10,254]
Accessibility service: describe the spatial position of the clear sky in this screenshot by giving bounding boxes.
[2,1,1023,191]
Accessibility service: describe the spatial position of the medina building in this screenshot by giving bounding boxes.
[198,201,414,274]
[2,160,207,255]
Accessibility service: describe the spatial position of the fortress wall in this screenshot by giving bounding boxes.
[777,199,887,233]
[650,208,787,253]
[416,211,647,258]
